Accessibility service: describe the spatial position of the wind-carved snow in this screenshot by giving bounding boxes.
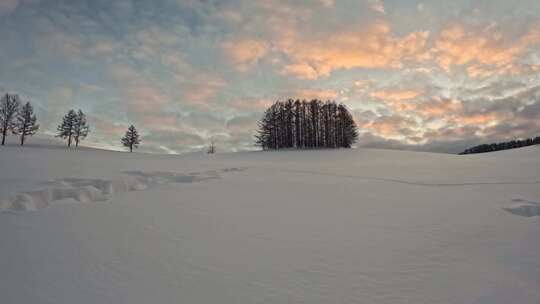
[0,167,247,212]
[504,199,540,217]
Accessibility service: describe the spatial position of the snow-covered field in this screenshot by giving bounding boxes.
[1,144,539,303]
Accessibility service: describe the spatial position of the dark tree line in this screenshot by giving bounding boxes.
[0,93,39,146]
[460,136,540,155]
[255,99,358,150]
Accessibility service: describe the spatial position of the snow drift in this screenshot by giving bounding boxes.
[1,169,242,211]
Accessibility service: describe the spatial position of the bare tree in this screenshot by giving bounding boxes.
[15,101,39,146]
[0,93,21,145]
[73,110,89,147]
[207,140,216,154]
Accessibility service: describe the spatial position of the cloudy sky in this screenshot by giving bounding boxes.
[1,0,540,153]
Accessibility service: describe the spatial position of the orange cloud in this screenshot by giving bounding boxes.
[415,98,463,117]
[433,22,540,77]
[278,21,430,78]
[295,88,338,100]
[280,63,319,80]
[369,88,423,112]
[222,39,269,71]
[451,112,503,126]
[360,116,419,138]
[370,89,422,101]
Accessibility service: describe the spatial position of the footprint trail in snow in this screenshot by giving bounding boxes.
[0,167,247,212]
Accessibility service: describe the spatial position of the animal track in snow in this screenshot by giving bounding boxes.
[504,199,540,218]
[0,168,247,212]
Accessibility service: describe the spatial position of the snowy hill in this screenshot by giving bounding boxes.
[0,144,539,303]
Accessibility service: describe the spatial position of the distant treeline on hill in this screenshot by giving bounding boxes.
[459,136,540,155]
[255,99,358,150]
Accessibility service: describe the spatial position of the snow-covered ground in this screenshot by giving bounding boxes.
[1,144,539,303]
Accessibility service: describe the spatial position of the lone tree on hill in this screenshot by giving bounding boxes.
[207,140,216,154]
[255,99,358,150]
[121,125,140,152]
[56,109,78,147]
[0,93,21,145]
[15,101,39,146]
[73,110,89,147]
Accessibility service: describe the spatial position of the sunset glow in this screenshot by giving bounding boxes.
[1,0,539,153]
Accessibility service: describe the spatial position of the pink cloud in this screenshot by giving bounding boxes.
[415,98,463,117]
[88,116,127,137]
[294,88,339,100]
[222,39,269,71]
[277,21,430,79]
[140,114,178,130]
[229,98,274,111]
[359,115,419,138]
[280,63,319,80]
[370,89,423,101]
[181,74,226,107]
[432,22,540,77]
[127,86,170,113]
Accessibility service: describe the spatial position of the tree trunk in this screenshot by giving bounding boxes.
[20,134,25,146]
[68,135,72,147]
[1,129,5,145]
[130,145,133,153]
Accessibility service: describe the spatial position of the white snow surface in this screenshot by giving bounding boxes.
[1,144,539,303]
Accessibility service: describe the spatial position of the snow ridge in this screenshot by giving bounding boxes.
[273,168,540,187]
[0,167,247,212]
